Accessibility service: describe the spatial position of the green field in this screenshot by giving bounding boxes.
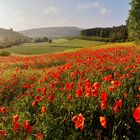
[0,39,106,55]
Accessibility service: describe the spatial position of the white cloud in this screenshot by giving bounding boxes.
[13,9,24,16]
[61,18,71,24]
[78,2,99,10]
[44,7,58,15]
[100,8,111,16]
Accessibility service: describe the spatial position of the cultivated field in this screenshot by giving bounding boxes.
[0,39,105,55]
[0,43,140,139]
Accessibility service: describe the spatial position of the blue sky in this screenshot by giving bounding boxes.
[0,0,129,31]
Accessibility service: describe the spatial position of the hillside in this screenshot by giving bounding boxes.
[0,28,30,48]
[19,27,82,38]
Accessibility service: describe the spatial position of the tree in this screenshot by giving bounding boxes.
[128,0,140,43]
[48,39,52,43]
[10,28,13,31]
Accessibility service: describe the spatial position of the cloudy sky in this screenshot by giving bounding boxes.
[0,0,129,31]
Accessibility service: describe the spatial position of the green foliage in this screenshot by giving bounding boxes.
[33,37,49,43]
[0,51,11,56]
[48,39,52,43]
[128,0,140,44]
[80,25,128,42]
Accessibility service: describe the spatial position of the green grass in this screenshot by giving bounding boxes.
[90,42,136,50]
[0,39,105,55]
[0,39,137,56]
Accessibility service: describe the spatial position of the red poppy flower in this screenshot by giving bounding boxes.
[101,101,107,110]
[100,116,107,128]
[41,106,46,113]
[48,94,55,102]
[101,91,108,101]
[0,130,6,137]
[113,99,122,113]
[68,94,72,102]
[35,95,40,101]
[27,125,33,133]
[93,82,100,90]
[0,107,8,113]
[100,91,108,110]
[103,75,112,82]
[23,121,32,133]
[75,88,83,98]
[13,115,19,123]
[108,85,115,92]
[23,121,29,130]
[72,113,85,131]
[133,107,140,123]
[14,122,20,131]
[32,101,38,107]
[111,80,121,87]
[37,133,43,140]
[91,89,98,97]
[85,87,91,97]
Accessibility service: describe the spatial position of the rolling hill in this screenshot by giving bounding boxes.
[0,28,30,48]
[19,27,82,38]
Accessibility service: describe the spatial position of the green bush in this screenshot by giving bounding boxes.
[0,51,11,56]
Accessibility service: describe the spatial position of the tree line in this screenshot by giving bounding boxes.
[33,37,52,43]
[80,25,128,42]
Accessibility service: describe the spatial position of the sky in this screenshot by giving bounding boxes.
[0,0,130,31]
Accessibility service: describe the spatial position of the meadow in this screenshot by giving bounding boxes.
[0,41,140,139]
[0,39,105,55]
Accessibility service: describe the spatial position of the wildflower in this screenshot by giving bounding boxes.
[0,107,8,113]
[108,85,115,92]
[75,87,83,98]
[41,106,46,113]
[100,116,107,128]
[68,94,72,102]
[91,89,98,97]
[14,122,20,131]
[85,87,91,97]
[72,113,85,131]
[23,121,29,130]
[93,82,100,90]
[101,91,108,101]
[13,115,19,123]
[113,99,122,113]
[37,133,43,140]
[35,95,40,101]
[66,82,74,91]
[0,130,6,137]
[48,94,55,102]
[23,121,33,133]
[100,91,108,110]
[101,101,107,110]
[32,101,38,107]
[111,80,121,87]
[133,107,140,123]
[103,75,112,82]
[27,125,33,133]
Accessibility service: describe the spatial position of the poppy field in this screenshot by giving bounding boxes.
[0,46,140,139]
